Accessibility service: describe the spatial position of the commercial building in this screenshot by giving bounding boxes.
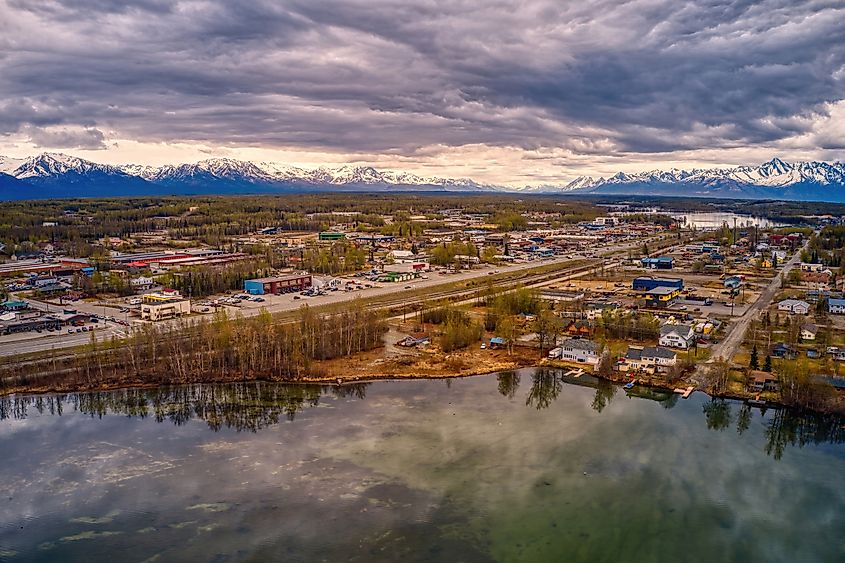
[243,274,313,295]
[140,291,191,321]
[318,231,346,241]
[632,277,684,292]
[640,256,674,269]
[645,286,681,308]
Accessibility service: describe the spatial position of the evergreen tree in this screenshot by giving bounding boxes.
[750,345,759,370]
[764,355,772,372]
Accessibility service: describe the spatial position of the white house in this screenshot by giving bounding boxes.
[130,276,155,292]
[623,346,678,374]
[800,323,818,341]
[828,298,845,315]
[777,299,810,315]
[557,338,600,366]
[659,323,695,350]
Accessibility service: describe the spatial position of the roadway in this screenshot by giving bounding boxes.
[702,240,809,365]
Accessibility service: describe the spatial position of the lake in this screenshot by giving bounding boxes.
[1,370,843,562]
[670,212,783,230]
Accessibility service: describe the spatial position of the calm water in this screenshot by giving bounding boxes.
[1,370,843,562]
[670,212,783,230]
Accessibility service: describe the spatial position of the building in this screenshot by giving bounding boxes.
[622,346,677,374]
[800,323,818,341]
[243,274,312,295]
[140,291,191,321]
[800,263,826,273]
[645,286,680,308]
[640,256,673,269]
[777,299,810,315]
[556,338,600,366]
[130,276,155,292]
[1,300,28,312]
[828,298,845,314]
[659,324,695,349]
[632,277,684,292]
[723,275,742,289]
[318,231,346,241]
[747,370,778,392]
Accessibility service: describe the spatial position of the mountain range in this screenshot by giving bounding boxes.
[1,153,845,202]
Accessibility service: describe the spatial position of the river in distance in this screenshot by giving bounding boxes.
[1,369,843,562]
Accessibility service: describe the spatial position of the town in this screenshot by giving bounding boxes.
[0,195,843,413]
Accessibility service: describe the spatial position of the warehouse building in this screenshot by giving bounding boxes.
[632,276,684,292]
[243,274,312,295]
[640,256,674,269]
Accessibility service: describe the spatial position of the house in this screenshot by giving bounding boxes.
[800,323,818,341]
[800,262,826,273]
[771,342,796,359]
[828,298,845,314]
[489,336,508,350]
[777,299,810,315]
[557,338,600,366]
[130,276,155,292]
[723,275,742,289]
[622,346,677,374]
[564,319,593,337]
[659,323,695,349]
[747,370,778,392]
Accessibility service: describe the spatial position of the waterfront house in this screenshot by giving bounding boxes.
[557,338,600,366]
[659,323,695,350]
[777,299,810,315]
[622,346,677,374]
[747,370,778,392]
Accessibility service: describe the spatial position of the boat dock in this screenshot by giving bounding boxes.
[674,386,695,399]
[563,368,585,378]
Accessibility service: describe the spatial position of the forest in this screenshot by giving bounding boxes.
[0,303,387,395]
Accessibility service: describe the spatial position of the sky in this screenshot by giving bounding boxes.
[0,0,843,186]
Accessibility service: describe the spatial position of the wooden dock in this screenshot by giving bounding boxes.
[674,386,695,398]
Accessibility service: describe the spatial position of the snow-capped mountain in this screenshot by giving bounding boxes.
[548,158,845,200]
[0,153,844,201]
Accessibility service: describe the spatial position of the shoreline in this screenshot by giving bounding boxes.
[2,357,841,415]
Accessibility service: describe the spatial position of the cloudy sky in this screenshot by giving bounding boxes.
[0,0,843,185]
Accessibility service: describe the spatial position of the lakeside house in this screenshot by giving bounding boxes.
[747,370,778,392]
[777,299,810,315]
[659,323,695,350]
[621,346,677,374]
[551,338,600,366]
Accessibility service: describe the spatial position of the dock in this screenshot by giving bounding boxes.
[674,386,695,398]
[564,368,585,378]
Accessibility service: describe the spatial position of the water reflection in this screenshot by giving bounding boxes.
[1,372,843,459]
[0,382,370,432]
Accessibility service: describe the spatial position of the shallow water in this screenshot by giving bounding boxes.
[0,369,843,562]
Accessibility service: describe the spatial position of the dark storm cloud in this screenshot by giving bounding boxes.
[0,0,842,154]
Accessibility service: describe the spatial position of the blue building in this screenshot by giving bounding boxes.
[632,277,684,292]
[640,256,673,269]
